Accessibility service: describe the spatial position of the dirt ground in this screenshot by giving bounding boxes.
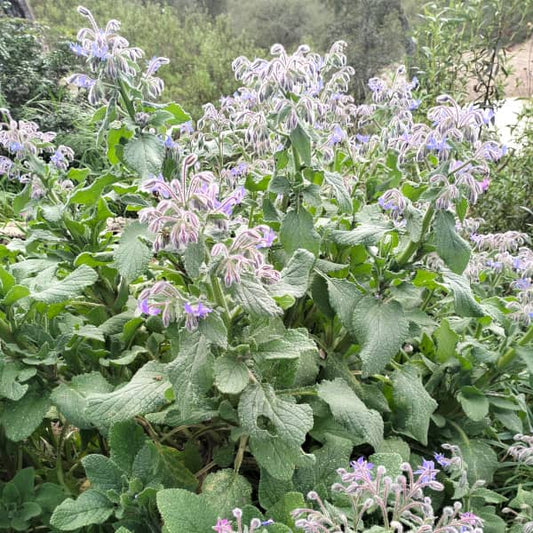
[505,36,533,98]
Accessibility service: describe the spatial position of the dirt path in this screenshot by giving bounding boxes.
[505,36,533,98]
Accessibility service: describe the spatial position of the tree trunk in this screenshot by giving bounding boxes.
[1,0,35,20]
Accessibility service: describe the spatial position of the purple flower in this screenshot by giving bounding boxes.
[257,225,276,248]
[480,177,490,192]
[414,459,439,483]
[328,124,346,145]
[426,135,450,152]
[212,518,233,533]
[8,141,24,153]
[164,135,178,150]
[184,301,212,330]
[69,42,89,57]
[138,298,162,316]
[355,133,370,144]
[67,74,96,89]
[349,457,374,480]
[229,162,248,177]
[434,452,451,467]
[180,120,194,135]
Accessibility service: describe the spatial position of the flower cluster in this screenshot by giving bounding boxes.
[458,219,533,323]
[211,226,279,286]
[136,280,212,330]
[67,6,168,103]
[291,455,483,532]
[508,433,533,466]
[0,109,75,199]
[212,508,274,533]
[138,154,246,251]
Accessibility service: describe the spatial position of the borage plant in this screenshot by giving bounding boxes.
[0,5,532,532]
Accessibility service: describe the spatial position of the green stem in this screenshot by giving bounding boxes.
[210,273,231,328]
[496,324,533,369]
[396,204,435,267]
[0,317,14,343]
[118,78,136,120]
[234,435,248,473]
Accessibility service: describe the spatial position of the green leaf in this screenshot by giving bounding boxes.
[330,221,392,247]
[183,240,205,278]
[113,222,152,280]
[280,209,320,255]
[109,420,147,475]
[352,296,409,376]
[238,383,314,480]
[31,265,98,304]
[51,372,113,429]
[457,386,489,422]
[258,469,294,510]
[317,379,383,449]
[0,360,31,401]
[293,435,353,497]
[81,455,124,491]
[167,331,214,418]
[50,490,114,531]
[434,319,459,362]
[369,452,404,479]
[290,123,311,166]
[123,133,165,178]
[269,492,306,529]
[157,445,198,491]
[68,173,118,205]
[157,489,218,533]
[323,172,352,213]
[0,392,51,441]
[214,355,249,395]
[254,328,316,361]
[198,312,228,348]
[2,284,29,305]
[85,362,171,428]
[459,439,498,485]
[161,102,191,126]
[327,278,362,330]
[270,249,315,298]
[441,272,484,317]
[202,470,252,518]
[232,276,282,317]
[434,210,471,274]
[392,366,437,445]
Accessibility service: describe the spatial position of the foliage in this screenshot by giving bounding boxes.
[226,0,332,52]
[0,17,76,116]
[407,0,533,108]
[0,5,532,532]
[473,104,533,233]
[31,0,262,118]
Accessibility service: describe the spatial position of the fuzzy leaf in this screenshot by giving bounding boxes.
[434,210,471,274]
[270,249,315,298]
[113,222,152,280]
[457,386,489,422]
[85,362,171,428]
[81,455,124,491]
[290,123,311,166]
[280,209,320,255]
[327,278,362,330]
[441,272,484,317]
[330,221,392,246]
[232,276,282,317]
[0,392,51,441]
[157,489,218,533]
[202,470,252,518]
[254,328,316,361]
[50,490,114,530]
[392,366,437,445]
[168,331,214,417]
[31,265,98,304]
[352,296,409,375]
[238,383,314,480]
[214,355,249,395]
[317,379,383,449]
[123,133,164,178]
[51,372,113,429]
